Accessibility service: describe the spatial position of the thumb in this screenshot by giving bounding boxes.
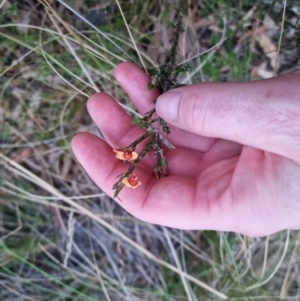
[156,72,300,162]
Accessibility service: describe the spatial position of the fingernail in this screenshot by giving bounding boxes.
[156,92,181,121]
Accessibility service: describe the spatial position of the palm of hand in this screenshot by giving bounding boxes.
[72,63,300,236]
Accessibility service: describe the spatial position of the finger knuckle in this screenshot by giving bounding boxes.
[181,86,212,134]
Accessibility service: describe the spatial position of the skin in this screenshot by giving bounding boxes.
[71,62,300,236]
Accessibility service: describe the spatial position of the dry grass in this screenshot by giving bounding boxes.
[1,0,300,300]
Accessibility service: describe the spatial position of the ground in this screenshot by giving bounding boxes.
[0,1,300,300]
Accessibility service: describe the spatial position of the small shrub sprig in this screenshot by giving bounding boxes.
[112,0,190,199]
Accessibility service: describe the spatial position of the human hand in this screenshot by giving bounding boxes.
[71,62,300,236]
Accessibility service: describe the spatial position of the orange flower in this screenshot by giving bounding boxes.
[113,148,138,162]
[122,174,141,189]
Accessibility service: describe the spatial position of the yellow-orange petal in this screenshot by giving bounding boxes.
[114,149,138,161]
[122,174,141,189]
[128,151,138,161]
